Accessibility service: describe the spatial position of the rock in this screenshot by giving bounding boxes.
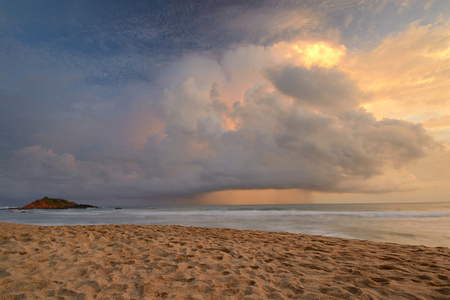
[17,197,98,209]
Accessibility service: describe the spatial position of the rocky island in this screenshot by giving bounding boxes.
[18,197,97,209]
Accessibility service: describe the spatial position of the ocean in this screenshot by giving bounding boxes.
[1,202,449,248]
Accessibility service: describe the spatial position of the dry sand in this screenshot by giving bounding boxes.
[1,222,449,299]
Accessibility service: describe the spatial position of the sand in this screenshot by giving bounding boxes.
[0,222,449,299]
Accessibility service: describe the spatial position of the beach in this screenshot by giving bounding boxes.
[1,222,449,299]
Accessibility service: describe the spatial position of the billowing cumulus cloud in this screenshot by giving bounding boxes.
[144,53,437,196]
[1,45,439,204]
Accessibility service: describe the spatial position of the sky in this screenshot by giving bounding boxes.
[0,0,449,206]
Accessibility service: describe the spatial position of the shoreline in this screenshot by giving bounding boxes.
[1,222,449,299]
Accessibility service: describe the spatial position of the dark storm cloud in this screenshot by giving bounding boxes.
[266,66,360,111]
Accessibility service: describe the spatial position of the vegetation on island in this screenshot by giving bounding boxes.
[19,197,97,209]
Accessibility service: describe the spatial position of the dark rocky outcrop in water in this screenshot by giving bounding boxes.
[17,197,98,209]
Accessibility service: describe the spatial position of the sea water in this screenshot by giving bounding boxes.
[1,202,449,248]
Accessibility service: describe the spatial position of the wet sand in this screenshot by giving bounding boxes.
[1,222,449,299]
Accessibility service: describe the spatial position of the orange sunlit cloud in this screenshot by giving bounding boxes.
[338,20,450,153]
[423,115,450,129]
[342,21,450,122]
[270,41,346,69]
[402,168,417,180]
[294,42,346,69]
[200,41,348,133]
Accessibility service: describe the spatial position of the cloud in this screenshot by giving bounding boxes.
[266,66,359,112]
[193,189,312,205]
[343,20,450,115]
[1,1,448,205]
[341,19,450,152]
[423,115,450,128]
[0,41,442,204]
[225,7,319,44]
[129,47,438,197]
[0,145,101,200]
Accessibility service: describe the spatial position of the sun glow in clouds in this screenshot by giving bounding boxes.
[193,189,312,205]
[270,41,346,69]
[293,42,346,69]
